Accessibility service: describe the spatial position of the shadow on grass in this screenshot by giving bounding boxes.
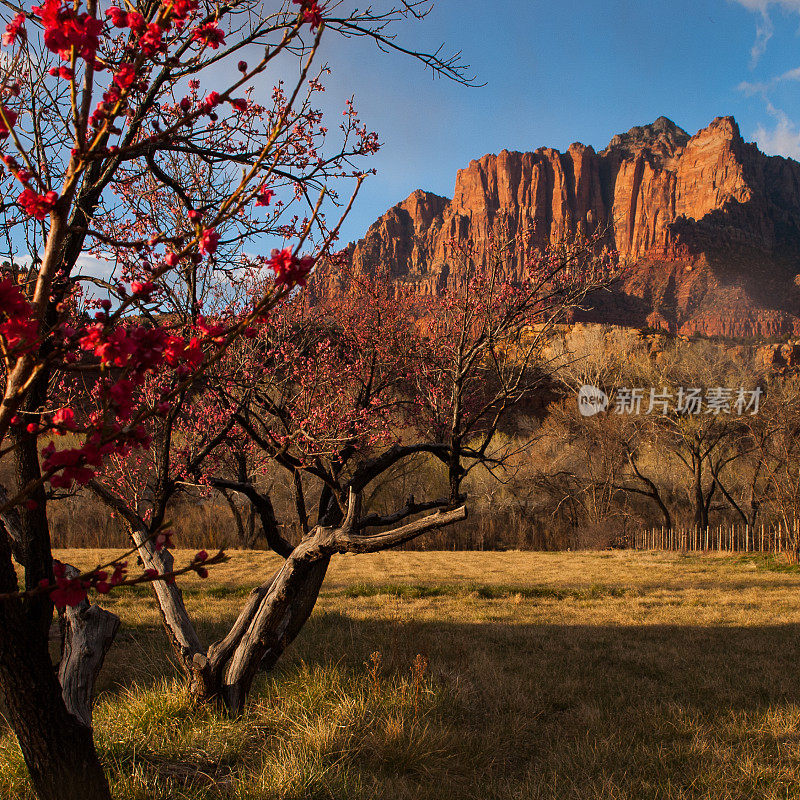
[34,599,800,799]
[281,613,800,797]
[18,584,800,800]
[294,610,800,710]
[98,598,800,714]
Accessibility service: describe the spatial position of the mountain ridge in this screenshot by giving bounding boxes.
[317,116,800,338]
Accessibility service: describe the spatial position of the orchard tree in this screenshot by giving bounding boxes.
[87,268,468,713]
[85,232,615,715]
[0,1,473,798]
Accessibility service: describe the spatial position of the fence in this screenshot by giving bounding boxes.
[624,522,800,553]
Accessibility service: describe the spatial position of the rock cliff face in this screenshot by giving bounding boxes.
[321,116,800,338]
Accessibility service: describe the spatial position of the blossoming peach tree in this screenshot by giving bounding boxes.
[0,0,474,797]
[80,228,615,725]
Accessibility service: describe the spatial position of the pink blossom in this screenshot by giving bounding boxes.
[3,13,26,46]
[192,22,225,49]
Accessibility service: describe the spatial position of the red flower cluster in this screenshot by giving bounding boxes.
[76,323,208,393]
[255,186,275,207]
[32,0,102,62]
[197,316,226,343]
[138,22,164,55]
[172,0,198,17]
[112,64,137,90]
[154,530,174,551]
[37,313,246,488]
[165,335,203,370]
[51,407,77,433]
[164,0,198,27]
[43,441,103,488]
[79,323,179,373]
[0,106,18,138]
[199,227,219,255]
[87,67,143,127]
[106,377,137,419]
[106,6,145,31]
[104,5,169,56]
[48,564,90,607]
[193,549,209,578]
[2,13,26,46]
[130,280,155,297]
[192,22,225,49]
[37,306,242,489]
[18,188,59,220]
[44,560,127,608]
[0,276,38,353]
[42,424,151,489]
[48,66,73,80]
[292,0,324,29]
[268,248,315,288]
[39,551,211,607]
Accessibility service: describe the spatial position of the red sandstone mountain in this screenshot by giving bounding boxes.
[319,116,800,339]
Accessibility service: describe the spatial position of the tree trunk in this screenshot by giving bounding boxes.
[200,556,330,712]
[259,558,328,672]
[0,424,113,798]
[143,481,462,717]
[693,456,707,531]
[219,555,329,713]
[129,527,204,665]
[59,566,120,728]
[9,430,54,642]
[0,535,111,800]
[1,499,119,729]
[656,496,672,531]
[199,486,342,710]
[748,501,759,529]
[625,453,672,530]
[205,493,465,714]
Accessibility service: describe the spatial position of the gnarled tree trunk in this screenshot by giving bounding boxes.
[202,497,466,712]
[59,566,120,728]
[0,525,112,800]
[213,557,330,712]
[0,427,117,800]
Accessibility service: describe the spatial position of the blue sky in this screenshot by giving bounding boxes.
[310,0,800,245]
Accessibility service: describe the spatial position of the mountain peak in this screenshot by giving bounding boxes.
[326,116,800,339]
[602,116,690,157]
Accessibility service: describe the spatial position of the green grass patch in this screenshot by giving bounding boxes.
[101,584,255,603]
[736,553,800,574]
[336,581,634,601]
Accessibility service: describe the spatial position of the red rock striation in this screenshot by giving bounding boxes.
[317,116,800,339]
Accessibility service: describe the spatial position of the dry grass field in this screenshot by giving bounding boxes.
[3,549,800,799]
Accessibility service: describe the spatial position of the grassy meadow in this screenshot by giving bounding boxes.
[3,549,800,798]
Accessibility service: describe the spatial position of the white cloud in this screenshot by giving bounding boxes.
[731,1,800,157]
[779,65,800,81]
[737,64,800,96]
[730,0,800,12]
[753,104,800,159]
[752,8,774,66]
[738,78,770,96]
[72,254,117,301]
[74,253,115,279]
[729,0,800,65]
